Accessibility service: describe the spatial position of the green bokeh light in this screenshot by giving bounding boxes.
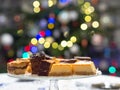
[108,66,116,74]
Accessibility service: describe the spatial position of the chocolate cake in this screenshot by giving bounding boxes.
[30,51,55,76]
[7,51,97,76]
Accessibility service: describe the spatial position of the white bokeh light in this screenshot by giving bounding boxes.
[0,33,14,46]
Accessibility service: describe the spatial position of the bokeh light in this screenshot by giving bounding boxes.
[58,10,69,24]
[33,1,40,8]
[48,23,54,29]
[52,42,58,49]
[38,37,45,44]
[8,49,14,57]
[30,46,38,53]
[24,45,30,52]
[58,45,64,51]
[70,36,77,43]
[67,41,73,47]
[17,29,24,36]
[80,23,88,30]
[81,39,88,47]
[85,15,92,22]
[31,38,38,45]
[61,40,67,47]
[78,0,84,5]
[45,29,52,36]
[35,34,41,40]
[92,34,103,46]
[33,7,40,13]
[84,6,95,15]
[0,33,14,46]
[92,21,99,28]
[44,42,50,48]
[48,17,55,23]
[39,19,47,28]
[39,30,46,37]
[46,37,54,43]
[22,52,30,58]
[59,0,67,3]
[84,2,90,8]
[48,0,54,7]
[109,66,116,74]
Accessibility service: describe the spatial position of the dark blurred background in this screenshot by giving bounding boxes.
[0,0,120,76]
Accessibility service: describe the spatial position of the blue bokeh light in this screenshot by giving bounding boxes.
[59,0,68,3]
[35,34,41,40]
[48,18,55,23]
[31,46,38,53]
[45,29,52,36]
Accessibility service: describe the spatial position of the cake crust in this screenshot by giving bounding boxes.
[7,58,30,75]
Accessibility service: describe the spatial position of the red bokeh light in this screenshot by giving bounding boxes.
[24,45,30,52]
[39,30,46,37]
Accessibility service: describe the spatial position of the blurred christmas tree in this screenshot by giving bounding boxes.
[1,0,120,76]
[0,0,103,60]
[20,0,103,59]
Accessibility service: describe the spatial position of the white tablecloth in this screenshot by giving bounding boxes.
[0,73,120,90]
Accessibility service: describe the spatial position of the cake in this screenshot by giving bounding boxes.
[72,61,96,75]
[49,63,72,76]
[7,52,97,76]
[7,58,30,75]
[30,52,97,76]
[38,60,55,76]
[30,52,55,75]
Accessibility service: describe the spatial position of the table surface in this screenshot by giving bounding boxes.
[0,73,120,90]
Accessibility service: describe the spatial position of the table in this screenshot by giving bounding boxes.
[0,73,120,90]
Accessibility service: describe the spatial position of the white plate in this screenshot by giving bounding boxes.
[8,70,102,80]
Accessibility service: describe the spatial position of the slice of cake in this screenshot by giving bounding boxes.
[38,60,55,76]
[30,52,55,75]
[49,63,72,76]
[7,58,30,75]
[48,58,77,76]
[72,61,96,75]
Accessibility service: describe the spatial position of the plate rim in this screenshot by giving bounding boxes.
[7,70,102,80]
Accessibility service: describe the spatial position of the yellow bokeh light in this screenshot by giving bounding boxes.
[92,21,99,28]
[8,50,14,57]
[85,15,92,22]
[33,1,40,8]
[61,40,67,47]
[58,45,64,51]
[89,6,95,13]
[78,0,84,5]
[84,2,90,8]
[33,7,40,13]
[44,42,50,48]
[67,41,73,47]
[70,36,77,43]
[17,29,23,35]
[52,42,58,49]
[31,38,38,45]
[80,23,88,30]
[48,23,54,29]
[38,38,45,44]
[52,0,57,5]
[45,37,54,43]
[85,9,91,15]
[48,0,54,7]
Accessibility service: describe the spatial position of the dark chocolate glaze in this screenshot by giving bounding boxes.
[60,59,77,63]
